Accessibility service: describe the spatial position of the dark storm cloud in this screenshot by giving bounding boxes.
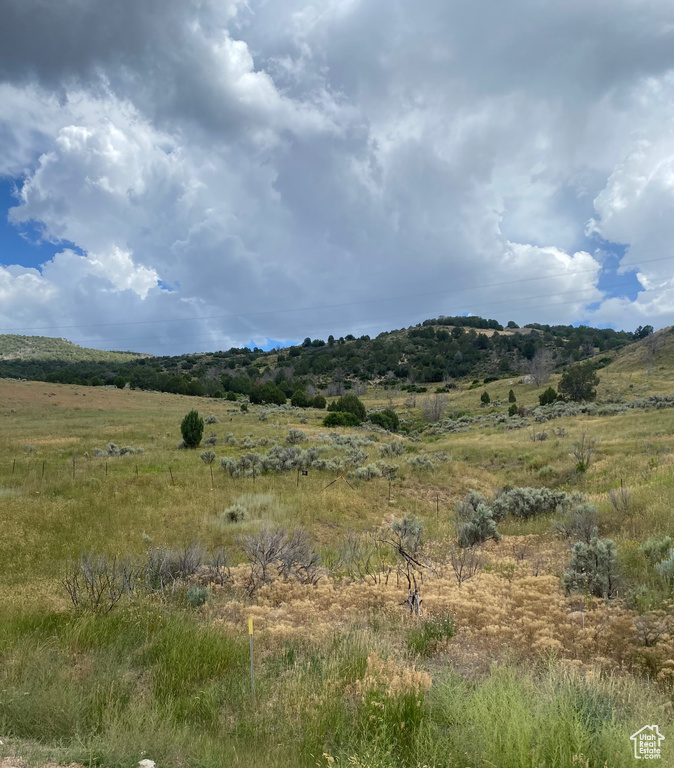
[0,0,312,139]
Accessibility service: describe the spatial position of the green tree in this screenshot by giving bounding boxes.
[539,386,557,406]
[310,394,327,409]
[291,390,310,407]
[368,408,400,432]
[480,390,490,405]
[558,362,599,402]
[186,379,205,397]
[508,389,516,403]
[181,410,204,448]
[508,403,518,417]
[250,382,286,405]
[634,324,654,340]
[323,411,360,427]
[327,394,366,423]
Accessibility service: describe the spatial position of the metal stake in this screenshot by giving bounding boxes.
[248,618,255,698]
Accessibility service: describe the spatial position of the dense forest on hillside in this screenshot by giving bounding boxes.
[0,317,644,399]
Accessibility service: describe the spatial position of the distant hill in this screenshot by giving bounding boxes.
[0,317,639,397]
[0,334,144,363]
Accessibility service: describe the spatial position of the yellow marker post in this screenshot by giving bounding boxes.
[248,618,255,698]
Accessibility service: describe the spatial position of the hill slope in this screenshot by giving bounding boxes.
[0,334,145,363]
[605,325,674,373]
[0,318,638,395]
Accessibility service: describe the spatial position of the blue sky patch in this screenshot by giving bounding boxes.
[0,178,85,269]
[594,240,643,302]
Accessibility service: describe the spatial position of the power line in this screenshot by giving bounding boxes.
[1,251,671,335]
[55,278,641,349]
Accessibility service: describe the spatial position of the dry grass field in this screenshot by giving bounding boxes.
[1,356,674,767]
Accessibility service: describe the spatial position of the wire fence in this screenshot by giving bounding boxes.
[1,455,449,512]
[1,455,347,493]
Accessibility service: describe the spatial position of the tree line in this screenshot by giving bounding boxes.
[0,316,645,397]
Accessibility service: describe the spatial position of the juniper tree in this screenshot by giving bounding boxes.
[327,394,366,422]
[368,408,400,431]
[181,409,204,448]
[291,390,310,407]
[559,362,599,402]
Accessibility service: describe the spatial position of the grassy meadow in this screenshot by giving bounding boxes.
[1,358,674,767]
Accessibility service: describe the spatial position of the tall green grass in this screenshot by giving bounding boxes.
[1,606,668,768]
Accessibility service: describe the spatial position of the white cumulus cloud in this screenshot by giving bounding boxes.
[1,0,674,352]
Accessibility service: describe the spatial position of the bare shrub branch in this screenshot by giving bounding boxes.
[202,548,232,587]
[448,545,483,587]
[244,527,322,593]
[333,531,391,585]
[524,348,555,386]
[422,394,447,423]
[609,485,632,518]
[63,553,137,613]
[571,431,597,472]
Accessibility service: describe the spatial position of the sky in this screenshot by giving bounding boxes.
[1,0,673,355]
